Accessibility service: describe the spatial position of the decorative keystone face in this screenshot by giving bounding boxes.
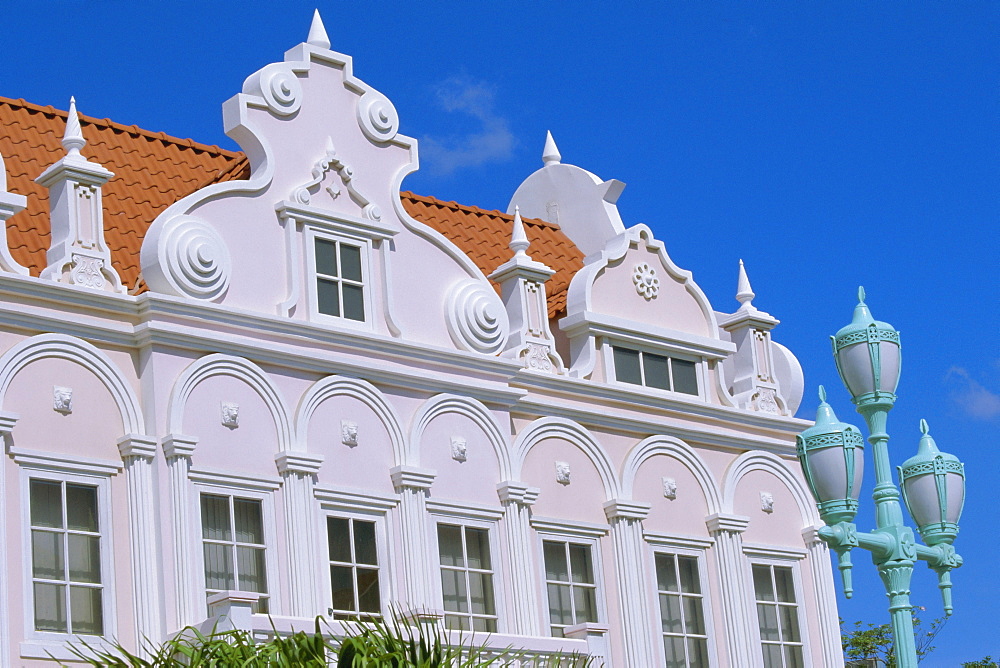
[341,420,359,447]
[221,402,239,429]
[662,476,678,499]
[450,436,467,462]
[53,386,73,414]
[632,262,660,300]
[760,491,775,513]
[555,461,571,485]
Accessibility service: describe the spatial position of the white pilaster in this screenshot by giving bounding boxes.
[35,97,124,292]
[117,434,163,648]
[497,481,542,634]
[390,465,437,613]
[0,151,29,276]
[163,434,198,630]
[802,526,844,667]
[706,513,758,667]
[275,451,324,617]
[0,412,18,664]
[604,499,656,667]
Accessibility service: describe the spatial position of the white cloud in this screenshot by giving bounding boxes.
[946,366,1000,420]
[419,76,515,176]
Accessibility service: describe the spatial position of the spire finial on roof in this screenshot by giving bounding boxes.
[62,96,86,158]
[510,206,530,257]
[736,258,755,308]
[307,9,331,49]
[542,131,561,166]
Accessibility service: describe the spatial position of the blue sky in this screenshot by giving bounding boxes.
[4,2,998,664]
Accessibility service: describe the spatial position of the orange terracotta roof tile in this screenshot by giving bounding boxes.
[1,98,583,318]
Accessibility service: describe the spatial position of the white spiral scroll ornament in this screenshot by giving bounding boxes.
[446,279,509,355]
[259,64,303,117]
[357,91,399,143]
[157,216,232,300]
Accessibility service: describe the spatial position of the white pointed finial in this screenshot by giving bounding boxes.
[736,259,755,308]
[542,131,561,166]
[307,9,331,49]
[510,206,530,257]
[62,96,86,158]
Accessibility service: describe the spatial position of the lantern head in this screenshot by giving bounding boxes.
[831,287,901,407]
[899,419,965,546]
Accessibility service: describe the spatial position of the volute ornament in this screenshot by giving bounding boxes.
[445,279,509,355]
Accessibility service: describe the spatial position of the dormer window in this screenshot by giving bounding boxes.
[315,238,365,322]
[613,346,699,396]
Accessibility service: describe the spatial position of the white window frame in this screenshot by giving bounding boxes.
[428,499,505,633]
[316,486,398,620]
[18,460,118,660]
[531,517,609,638]
[644,532,718,668]
[305,226,375,329]
[745,546,812,668]
[603,340,707,400]
[191,471,281,618]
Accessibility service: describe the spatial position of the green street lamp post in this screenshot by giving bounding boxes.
[796,288,966,668]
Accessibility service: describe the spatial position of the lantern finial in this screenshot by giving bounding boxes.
[920,418,929,435]
[819,385,827,403]
[858,286,866,304]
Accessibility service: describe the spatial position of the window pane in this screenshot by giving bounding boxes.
[688,637,710,668]
[66,485,99,532]
[317,278,341,316]
[201,495,231,541]
[236,546,267,593]
[468,572,495,616]
[758,603,780,641]
[784,644,804,668]
[68,534,101,584]
[574,586,597,623]
[34,582,66,632]
[353,520,378,566]
[547,583,573,626]
[445,614,469,631]
[330,565,355,612]
[438,525,464,567]
[659,593,682,634]
[31,530,64,580]
[683,596,705,635]
[644,353,671,390]
[752,565,774,601]
[340,244,363,282]
[613,347,642,385]
[678,556,701,594]
[234,498,264,545]
[774,566,796,603]
[203,543,235,591]
[543,541,568,582]
[780,605,801,642]
[663,636,686,668]
[70,586,103,635]
[315,239,338,277]
[342,284,365,322]
[357,568,380,614]
[441,568,468,613]
[472,616,496,633]
[672,359,699,395]
[569,544,593,584]
[30,480,63,528]
[465,528,490,570]
[327,517,351,563]
[655,554,678,592]
[762,643,783,668]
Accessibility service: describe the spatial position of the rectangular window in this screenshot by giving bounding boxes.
[613,346,698,395]
[543,540,598,637]
[201,494,269,614]
[438,524,497,632]
[327,516,381,619]
[29,479,104,635]
[315,238,365,321]
[753,564,804,668]
[656,553,709,668]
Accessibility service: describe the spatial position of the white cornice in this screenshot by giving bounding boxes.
[560,310,735,360]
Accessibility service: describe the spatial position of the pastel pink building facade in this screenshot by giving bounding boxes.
[0,14,842,667]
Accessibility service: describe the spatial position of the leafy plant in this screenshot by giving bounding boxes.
[840,611,946,667]
[962,658,999,668]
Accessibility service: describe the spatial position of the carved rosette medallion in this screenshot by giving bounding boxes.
[632,263,659,300]
[445,279,509,355]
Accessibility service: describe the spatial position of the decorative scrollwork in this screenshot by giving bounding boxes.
[445,279,509,355]
[158,216,231,300]
[259,63,303,117]
[357,91,399,143]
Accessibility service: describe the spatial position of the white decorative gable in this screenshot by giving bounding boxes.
[139,14,507,354]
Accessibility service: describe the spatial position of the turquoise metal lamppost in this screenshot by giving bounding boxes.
[796,288,965,668]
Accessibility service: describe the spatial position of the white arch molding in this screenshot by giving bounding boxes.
[408,393,511,479]
[620,435,722,514]
[512,416,620,501]
[721,450,820,527]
